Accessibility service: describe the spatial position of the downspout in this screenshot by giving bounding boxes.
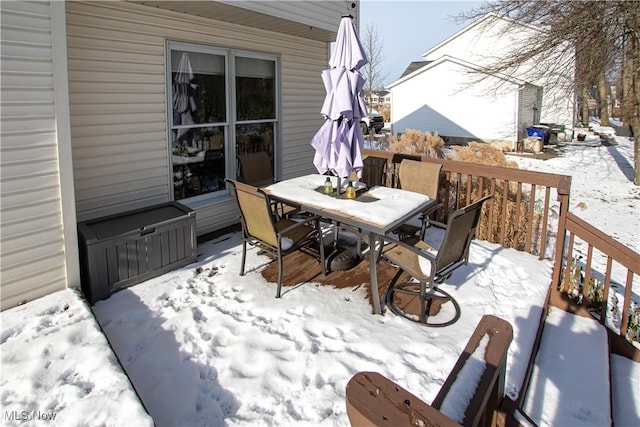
[515,85,523,151]
[51,1,80,288]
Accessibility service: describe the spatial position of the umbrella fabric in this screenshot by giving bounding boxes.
[311,16,368,180]
[172,52,196,140]
[175,52,193,84]
[318,67,367,121]
[329,17,368,71]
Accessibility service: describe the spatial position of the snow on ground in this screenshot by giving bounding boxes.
[0,290,153,426]
[512,127,639,254]
[2,233,552,426]
[1,131,638,426]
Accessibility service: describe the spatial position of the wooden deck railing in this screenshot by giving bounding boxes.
[364,148,639,355]
[550,211,640,360]
[363,149,572,261]
[354,149,640,424]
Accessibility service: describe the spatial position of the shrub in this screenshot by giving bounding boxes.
[379,106,390,122]
[445,143,540,251]
[560,257,639,345]
[387,129,446,159]
[452,141,518,168]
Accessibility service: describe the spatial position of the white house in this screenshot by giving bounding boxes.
[0,0,359,310]
[371,90,391,109]
[388,13,575,146]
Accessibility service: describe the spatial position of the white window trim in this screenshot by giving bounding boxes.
[165,42,281,206]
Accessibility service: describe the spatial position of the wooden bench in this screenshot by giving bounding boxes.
[345,315,513,427]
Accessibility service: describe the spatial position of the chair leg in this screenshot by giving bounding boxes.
[385,272,461,327]
[318,227,327,276]
[276,249,283,298]
[383,269,404,312]
[240,239,247,276]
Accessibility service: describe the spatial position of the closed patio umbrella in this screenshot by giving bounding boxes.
[172,52,196,140]
[311,15,369,186]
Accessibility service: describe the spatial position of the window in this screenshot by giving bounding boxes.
[168,43,278,202]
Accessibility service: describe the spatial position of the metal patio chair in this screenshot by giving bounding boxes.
[351,155,388,188]
[226,179,326,298]
[393,159,444,240]
[237,151,274,187]
[237,151,300,219]
[382,195,492,326]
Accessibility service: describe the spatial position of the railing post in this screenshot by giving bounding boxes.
[551,176,571,290]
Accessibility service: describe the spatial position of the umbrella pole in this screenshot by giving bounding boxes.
[336,176,341,196]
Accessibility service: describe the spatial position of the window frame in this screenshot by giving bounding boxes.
[166,42,280,207]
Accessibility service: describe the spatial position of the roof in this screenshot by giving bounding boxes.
[399,61,431,79]
[421,12,543,59]
[387,55,527,89]
[387,12,544,90]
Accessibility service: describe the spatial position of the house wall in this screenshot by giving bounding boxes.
[422,14,574,128]
[66,1,333,235]
[1,1,78,310]
[518,83,542,139]
[390,59,519,143]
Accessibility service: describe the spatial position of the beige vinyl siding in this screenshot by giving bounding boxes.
[0,1,68,309]
[66,1,328,234]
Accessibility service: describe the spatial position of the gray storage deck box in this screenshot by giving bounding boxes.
[78,202,196,304]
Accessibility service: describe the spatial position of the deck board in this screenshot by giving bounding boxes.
[261,249,420,314]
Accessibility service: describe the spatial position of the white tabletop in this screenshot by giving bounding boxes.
[265,174,434,315]
[265,174,432,234]
[173,152,205,165]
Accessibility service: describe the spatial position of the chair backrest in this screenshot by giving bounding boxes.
[391,153,422,187]
[210,133,224,150]
[226,179,278,247]
[361,156,388,187]
[398,159,442,200]
[237,151,273,187]
[435,195,492,274]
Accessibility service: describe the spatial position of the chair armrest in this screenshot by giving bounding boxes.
[276,215,322,236]
[267,195,303,218]
[382,234,438,263]
[422,201,444,218]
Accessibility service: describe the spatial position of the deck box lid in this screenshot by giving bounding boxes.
[78,202,194,243]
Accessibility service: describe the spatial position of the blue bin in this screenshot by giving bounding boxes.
[526,126,550,144]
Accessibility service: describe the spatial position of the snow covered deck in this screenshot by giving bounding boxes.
[3,230,554,426]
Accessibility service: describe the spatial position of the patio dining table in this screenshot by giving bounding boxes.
[264,174,434,314]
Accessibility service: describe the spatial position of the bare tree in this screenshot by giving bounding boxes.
[361,23,387,108]
[456,1,640,185]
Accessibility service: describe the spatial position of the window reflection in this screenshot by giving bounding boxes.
[173,126,226,200]
[170,49,226,200]
[236,57,275,121]
[168,45,279,200]
[236,123,274,186]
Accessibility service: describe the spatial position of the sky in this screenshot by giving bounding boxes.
[360,1,484,86]
[1,126,638,426]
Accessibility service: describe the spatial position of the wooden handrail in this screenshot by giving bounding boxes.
[363,149,572,260]
[552,211,640,359]
[564,212,640,272]
[364,149,572,193]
